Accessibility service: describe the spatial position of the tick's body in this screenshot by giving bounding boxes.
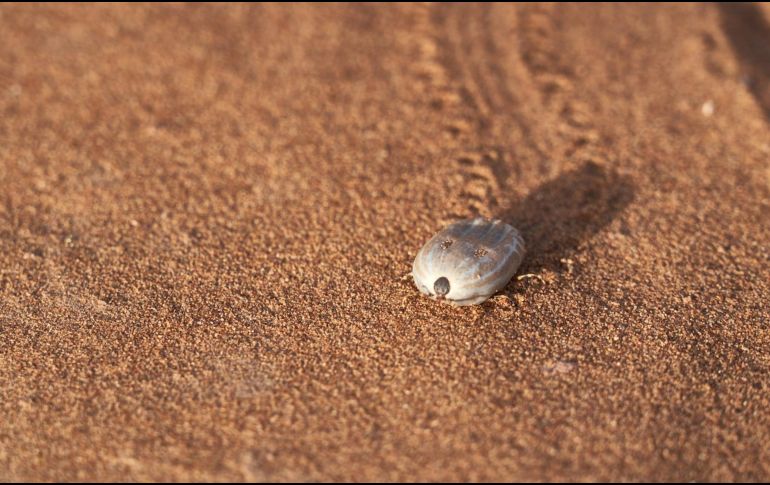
[412,218,526,306]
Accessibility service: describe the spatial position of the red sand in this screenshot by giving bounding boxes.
[1,3,769,481]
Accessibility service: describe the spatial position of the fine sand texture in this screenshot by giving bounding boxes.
[1,3,769,481]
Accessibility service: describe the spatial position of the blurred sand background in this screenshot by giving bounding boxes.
[1,3,769,481]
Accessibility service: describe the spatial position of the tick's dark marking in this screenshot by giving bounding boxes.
[434,277,450,297]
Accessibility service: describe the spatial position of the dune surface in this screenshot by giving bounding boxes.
[1,3,769,481]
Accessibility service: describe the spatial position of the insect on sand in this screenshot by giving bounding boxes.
[412,217,526,306]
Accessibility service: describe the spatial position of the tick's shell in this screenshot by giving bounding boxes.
[412,218,526,306]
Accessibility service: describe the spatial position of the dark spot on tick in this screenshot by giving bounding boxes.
[434,277,450,297]
[440,239,453,249]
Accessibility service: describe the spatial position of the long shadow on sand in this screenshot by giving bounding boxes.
[718,3,770,122]
[495,162,635,274]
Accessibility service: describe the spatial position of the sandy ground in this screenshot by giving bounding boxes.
[1,3,769,482]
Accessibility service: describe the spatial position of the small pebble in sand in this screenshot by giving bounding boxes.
[543,360,577,375]
[412,217,526,306]
[701,100,715,117]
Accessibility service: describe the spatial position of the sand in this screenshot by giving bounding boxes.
[1,3,769,482]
